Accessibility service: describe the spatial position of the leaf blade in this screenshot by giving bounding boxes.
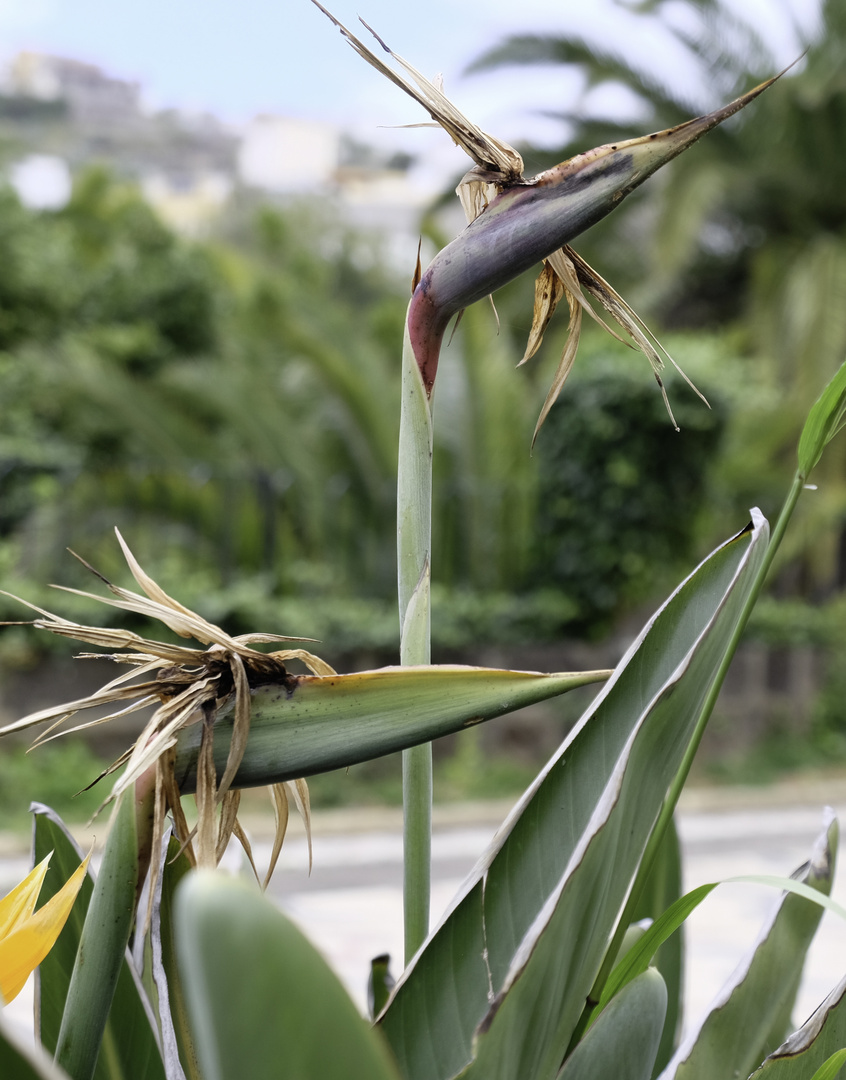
[172,664,610,792]
[175,872,402,1080]
[379,514,768,1080]
[558,969,668,1080]
[31,805,165,1080]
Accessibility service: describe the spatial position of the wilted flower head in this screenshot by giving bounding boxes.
[315,2,789,440]
[0,530,333,893]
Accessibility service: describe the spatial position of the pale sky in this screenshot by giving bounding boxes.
[0,0,819,170]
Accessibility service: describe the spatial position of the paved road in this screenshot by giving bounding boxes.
[3,794,846,1045]
[262,800,846,1032]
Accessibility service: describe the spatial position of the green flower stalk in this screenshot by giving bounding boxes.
[315,0,789,961]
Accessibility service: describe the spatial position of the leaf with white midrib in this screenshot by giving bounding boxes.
[379,513,767,1080]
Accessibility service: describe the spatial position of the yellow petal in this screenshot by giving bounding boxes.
[0,854,51,938]
[0,854,89,1004]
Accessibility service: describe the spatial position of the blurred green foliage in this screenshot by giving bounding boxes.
[5,2,846,673]
[0,166,727,663]
[0,2,845,796]
[0,739,108,831]
[531,354,726,635]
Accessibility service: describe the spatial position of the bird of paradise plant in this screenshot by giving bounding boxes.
[312,1,793,957]
[2,8,845,1080]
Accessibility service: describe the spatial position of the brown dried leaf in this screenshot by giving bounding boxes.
[195,711,218,870]
[115,528,213,636]
[1,539,322,890]
[273,648,337,677]
[566,246,709,420]
[286,777,313,874]
[216,651,252,800]
[311,1,523,182]
[231,816,261,882]
[110,682,214,801]
[216,789,242,863]
[0,680,162,738]
[525,246,709,437]
[531,294,583,447]
[520,262,567,366]
[30,694,160,750]
[161,753,196,867]
[263,783,291,890]
[456,173,499,226]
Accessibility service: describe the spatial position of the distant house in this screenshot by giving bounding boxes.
[6,52,142,128]
[0,50,434,251]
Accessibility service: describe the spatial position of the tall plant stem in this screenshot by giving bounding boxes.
[580,472,806,1037]
[397,314,434,963]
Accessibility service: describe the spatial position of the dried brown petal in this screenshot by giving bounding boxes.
[311,1,523,182]
[0,536,325,891]
[520,262,567,367]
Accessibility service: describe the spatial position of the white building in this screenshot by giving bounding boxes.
[238,115,340,193]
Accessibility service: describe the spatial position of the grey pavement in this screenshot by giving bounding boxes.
[3,780,846,1045]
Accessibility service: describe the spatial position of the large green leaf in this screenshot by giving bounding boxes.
[379,512,768,1080]
[558,969,668,1080]
[171,664,609,792]
[31,805,165,1080]
[54,792,144,1080]
[630,818,684,1077]
[0,1008,71,1080]
[174,872,402,1080]
[750,977,846,1079]
[797,357,846,476]
[659,812,838,1079]
[807,1051,846,1080]
[597,873,846,1023]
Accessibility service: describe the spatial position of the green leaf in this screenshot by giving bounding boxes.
[597,885,717,1016]
[750,978,846,1079]
[558,969,667,1080]
[808,1050,846,1080]
[598,847,845,1028]
[379,514,768,1080]
[629,817,684,1077]
[0,1007,71,1080]
[369,954,396,1021]
[31,804,165,1080]
[172,664,609,792]
[51,794,163,1080]
[661,813,838,1079]
[797,357,846,475]
[175,872,402,1080]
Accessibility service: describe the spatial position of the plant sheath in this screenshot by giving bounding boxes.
[397,312,434,963]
